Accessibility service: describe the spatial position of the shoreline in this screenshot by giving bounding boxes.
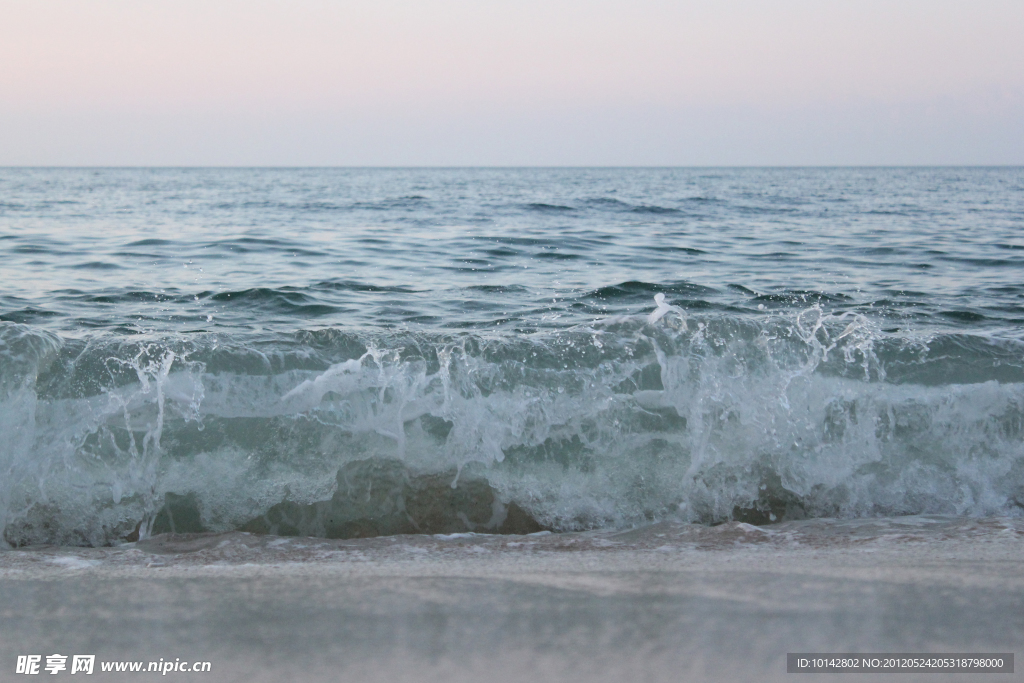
[2,516,1022,682]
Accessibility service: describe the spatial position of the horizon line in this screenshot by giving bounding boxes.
[2,164,1022,170]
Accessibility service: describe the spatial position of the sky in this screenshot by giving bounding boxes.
[1,0,1022,166]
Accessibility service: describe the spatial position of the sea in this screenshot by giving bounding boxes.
[2,167,1023,547]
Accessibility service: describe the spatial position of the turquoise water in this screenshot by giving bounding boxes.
[2,168,1023,545]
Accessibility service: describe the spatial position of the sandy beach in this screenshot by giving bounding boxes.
[1,516,1021,682]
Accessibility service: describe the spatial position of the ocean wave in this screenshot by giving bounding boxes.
[524,203,575,212]
[2,299,1023,546]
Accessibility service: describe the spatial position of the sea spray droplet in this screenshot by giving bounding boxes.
[648,293,686,324]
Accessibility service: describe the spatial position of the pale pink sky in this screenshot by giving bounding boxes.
[1,0,1022,165]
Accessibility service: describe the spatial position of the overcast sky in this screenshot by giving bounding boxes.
[1,0,1022,166]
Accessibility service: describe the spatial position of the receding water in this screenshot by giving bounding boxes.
[2,167,1023,545]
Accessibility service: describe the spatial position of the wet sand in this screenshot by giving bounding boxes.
[1,516,1022,682]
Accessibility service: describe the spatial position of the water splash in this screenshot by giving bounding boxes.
[2,302,1023,546]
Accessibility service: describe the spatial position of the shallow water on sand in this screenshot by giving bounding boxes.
[1,516,1021,683]
[2,514,1022,570]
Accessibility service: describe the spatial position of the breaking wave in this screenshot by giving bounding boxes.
[2,298,1024,546]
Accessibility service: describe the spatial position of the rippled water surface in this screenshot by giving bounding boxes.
[2,167,1024,333]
